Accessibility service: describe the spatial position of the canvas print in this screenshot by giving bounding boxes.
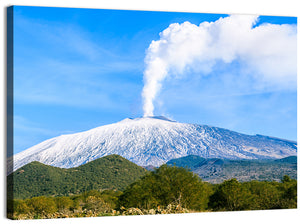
[7,6,297,220]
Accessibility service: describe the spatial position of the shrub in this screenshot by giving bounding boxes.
[26,196,57,217]
[119,165,212,211]
[55,196,73,212]
[208,179,254,211]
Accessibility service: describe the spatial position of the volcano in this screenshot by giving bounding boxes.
[10,116,297,174]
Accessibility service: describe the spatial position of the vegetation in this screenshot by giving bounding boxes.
[7,154,147,199]
[167,155,297,183]
[208,176,297,211]
[119,165,213,211]
[8,190,121,219]
[8,163,297,220]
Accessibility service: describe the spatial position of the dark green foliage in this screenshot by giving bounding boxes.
[275,156,297,163]
[208,179,254,211]
[279,175,297,208]
[167,155,207,169]
[119,165,213,211]
[208,176,297,211]
[8,154,297,219]
[9,154,147,199]
[244,181,281,209]
[9,164,297,220]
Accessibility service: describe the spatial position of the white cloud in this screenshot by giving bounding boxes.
[142,15,297,117]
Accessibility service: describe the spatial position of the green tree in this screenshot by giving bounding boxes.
[26,196,57,217]
[279,176,297,208]
[83,196,111,214]
[119,165,212,211]
[244,181,281,210]
[208,179,253,211]
[100,190,123,209]
[282,175,292,183]
[55,196,73,212]
[13,199,31,215]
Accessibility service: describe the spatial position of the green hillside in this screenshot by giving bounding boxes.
[275,156,297,163]
[167,155,208,169]
[8,154,147,199]
[8,158,297,220]
[167,155,297,183]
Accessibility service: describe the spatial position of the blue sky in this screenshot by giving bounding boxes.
[13,6,297,154]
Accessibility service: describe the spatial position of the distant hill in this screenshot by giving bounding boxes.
[167,155,297,183]
[8,154,147,199]
[275,156,297,163]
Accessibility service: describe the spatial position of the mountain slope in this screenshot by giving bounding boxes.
[8,154,147,199]
[167,155,297,183]
[11,116,297,173]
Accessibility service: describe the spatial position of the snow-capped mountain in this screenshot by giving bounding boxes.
[10,116,297,173]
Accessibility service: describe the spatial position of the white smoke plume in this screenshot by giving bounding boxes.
[141,15,296,117]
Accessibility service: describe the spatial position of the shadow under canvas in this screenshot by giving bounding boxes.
[6,5,14,219]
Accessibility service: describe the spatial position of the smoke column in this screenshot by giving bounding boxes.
[141,15,296,117]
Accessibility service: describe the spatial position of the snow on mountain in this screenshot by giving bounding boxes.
[10,116,297,174]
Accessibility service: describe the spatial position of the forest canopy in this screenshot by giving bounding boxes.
[8,164,297,220]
